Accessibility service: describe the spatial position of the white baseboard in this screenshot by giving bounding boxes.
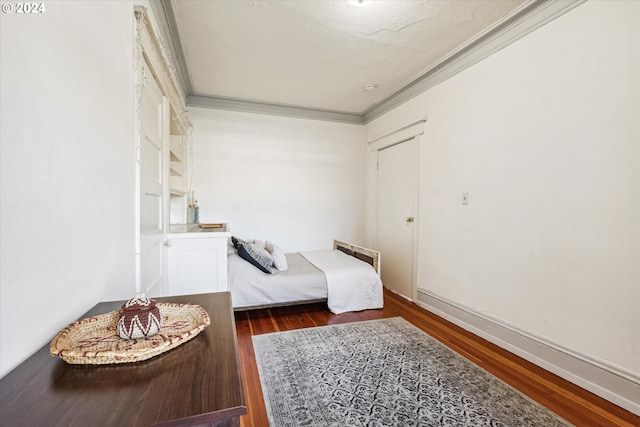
[415,288,640,416]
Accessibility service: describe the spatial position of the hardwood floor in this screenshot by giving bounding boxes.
[234,289,639,427]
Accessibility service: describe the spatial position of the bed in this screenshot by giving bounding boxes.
[228,240,383,314]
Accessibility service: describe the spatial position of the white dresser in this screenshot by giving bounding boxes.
[166,224,230,296]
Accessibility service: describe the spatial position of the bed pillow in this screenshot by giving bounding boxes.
[231,236,246,250]
[264,240,275,253]
[251,242,274,266]
[265,241,288,272]
[251,239,266,249]
[227,238,238,255]
[238,242,273,274]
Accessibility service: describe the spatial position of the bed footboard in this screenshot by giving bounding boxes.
[333,240,381,276]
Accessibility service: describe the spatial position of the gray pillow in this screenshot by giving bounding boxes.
[231,236,246,250]
[238,242,273,274]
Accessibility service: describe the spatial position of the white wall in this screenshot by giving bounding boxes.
[0,1,141,377]
[190,108,365,252]
[366,0,639,389]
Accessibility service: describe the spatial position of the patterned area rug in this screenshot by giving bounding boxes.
[252,317,572,427]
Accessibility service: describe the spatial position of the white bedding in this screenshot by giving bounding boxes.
[228,248,383,313]
[301,250,383,314]
[228,252,327,309]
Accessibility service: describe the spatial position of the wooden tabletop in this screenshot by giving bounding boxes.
[0,292,246,426]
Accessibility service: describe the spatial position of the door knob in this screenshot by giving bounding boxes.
[405,217,414,223]
[164,240,172,247]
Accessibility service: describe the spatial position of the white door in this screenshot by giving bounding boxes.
[377,138,418,300]
[139,62,168,297]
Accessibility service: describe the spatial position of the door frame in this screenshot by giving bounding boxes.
[368,119,426,301]
[134,7,191,295]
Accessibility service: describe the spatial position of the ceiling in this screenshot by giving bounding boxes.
[157,0,579,123]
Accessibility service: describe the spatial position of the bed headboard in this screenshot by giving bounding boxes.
[333,240,381,276]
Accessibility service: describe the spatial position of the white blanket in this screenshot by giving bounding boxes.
[301,250,383,314]
[228,252,327,308]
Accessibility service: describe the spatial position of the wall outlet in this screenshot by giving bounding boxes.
[462,193,469,205]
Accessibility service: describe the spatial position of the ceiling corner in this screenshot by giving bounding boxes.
[362,0,587,123]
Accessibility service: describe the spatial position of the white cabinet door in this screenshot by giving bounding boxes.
[167,236,228,296]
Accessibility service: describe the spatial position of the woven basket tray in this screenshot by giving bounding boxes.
[50,303,210,365]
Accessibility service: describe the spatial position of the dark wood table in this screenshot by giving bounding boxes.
[0,292,246,426]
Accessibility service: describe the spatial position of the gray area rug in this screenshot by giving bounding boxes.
[252,317,572,426]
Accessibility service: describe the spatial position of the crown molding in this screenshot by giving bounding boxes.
[188,94,364,124]
[150,0,193,97]
[362,0,586,122]
[158,0,585,125]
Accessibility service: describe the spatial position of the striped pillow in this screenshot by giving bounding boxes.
[231,236,246,250]
[251,243,274,266]
[238,242,273,274]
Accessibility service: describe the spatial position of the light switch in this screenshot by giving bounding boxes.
[462,193,469,205]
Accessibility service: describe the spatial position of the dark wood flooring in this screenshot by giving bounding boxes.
[234,288,639,427]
